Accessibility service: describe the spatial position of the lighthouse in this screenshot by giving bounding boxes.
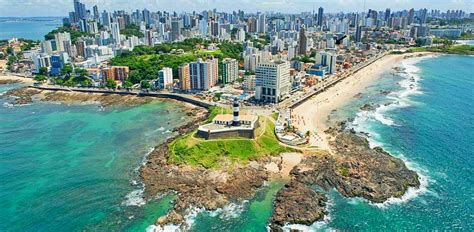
[232,98,240,126]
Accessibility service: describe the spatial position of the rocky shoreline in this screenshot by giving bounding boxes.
[140,111,283,229]
[2,87,191,108]
[268,126,420,230]
[140,114,420,231]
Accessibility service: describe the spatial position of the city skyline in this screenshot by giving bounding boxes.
[1,0,473,17]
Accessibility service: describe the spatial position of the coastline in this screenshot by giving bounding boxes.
[292,52,436,151]
[0,74,35,85]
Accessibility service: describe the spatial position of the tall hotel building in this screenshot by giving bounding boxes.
[255,60,291,103]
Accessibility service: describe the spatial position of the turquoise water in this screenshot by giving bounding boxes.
[1,54,473,232]
[0,84,188,231]
[0,17,63,40]
[323,54,474,231]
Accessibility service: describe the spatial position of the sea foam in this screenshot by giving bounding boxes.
[349,55,435,206]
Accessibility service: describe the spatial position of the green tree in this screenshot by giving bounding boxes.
[105,78,117,89]
[61,64,73,77]
[140,80,152,90]
[34,75,47,82]
[122,80,133,90]
[6,47,14,55]
[38,67,48,75]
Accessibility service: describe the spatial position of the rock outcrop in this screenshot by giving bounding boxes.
[268,131,420,229]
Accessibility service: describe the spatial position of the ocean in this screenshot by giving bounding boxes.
[0,17,63,41]
[1,54,473,231]
[151,54,474,231]
[0,84,189,231]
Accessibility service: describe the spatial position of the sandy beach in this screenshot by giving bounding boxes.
[0,73,35,85]
[292,52,433,151]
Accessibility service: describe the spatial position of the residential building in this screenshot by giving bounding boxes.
[219,58,239,84]
[101,66,129,83]
[178,63,191,91]
[189,58,219,90]
[156,67,173,89]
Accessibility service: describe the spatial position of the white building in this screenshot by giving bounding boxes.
[111,22,121,45]
[54,32,71,52]
[157,67,174,89]
[255,60,291,103]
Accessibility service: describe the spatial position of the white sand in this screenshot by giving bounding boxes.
[292,53,431,151]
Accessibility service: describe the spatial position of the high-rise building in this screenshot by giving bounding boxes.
[189,58,219,90]
[315,52,337,74]
[178,63,191,91]
[219,58,239,84]
[110,22,121,45]
[93,5,99,21]
[247,17,257,33]
[171,18,181,41]
[73,0,86,23]
[317,7,324,27]
[408,8,415,25]
[54,32,71,52]
[142,9,151,26]
[298,26,307,55]
[385,8,391,22]
[157,67,173,89]
[355,25,364,42]
[102,11,111,27]
[258,14,266,34]
[145,29,154,46]
[420,8,428,24]
[255,60,291,103]
[236,28,246,42]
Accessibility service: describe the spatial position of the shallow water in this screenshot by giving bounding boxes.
[0,84,188,231]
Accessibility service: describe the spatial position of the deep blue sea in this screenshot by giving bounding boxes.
[0,54,473,231]
[0,17,63,40]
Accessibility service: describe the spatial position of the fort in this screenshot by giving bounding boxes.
[196,98,258,140]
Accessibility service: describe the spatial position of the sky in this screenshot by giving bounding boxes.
[0,0,473,17]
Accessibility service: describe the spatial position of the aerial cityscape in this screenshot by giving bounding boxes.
[0,0,473,231]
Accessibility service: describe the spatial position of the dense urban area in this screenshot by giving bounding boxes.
[1,1,473,145]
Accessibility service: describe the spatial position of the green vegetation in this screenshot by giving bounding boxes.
[407,45,474,55]
[110,39,243,84]
[19,39,40,51]
[271,112,279,121]
[105,78,117,89]
[44,26,93,43]
[218,41,243,60]
[205,106,232,123]
[168,116,294,169]
[337,165,350,177]
[121,24,144,38]
[33,75,47,82]
[140,80,152,89]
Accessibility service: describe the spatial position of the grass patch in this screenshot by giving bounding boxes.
[168,117,294,169]
[271,112,279,121]
[337,165,350,177]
